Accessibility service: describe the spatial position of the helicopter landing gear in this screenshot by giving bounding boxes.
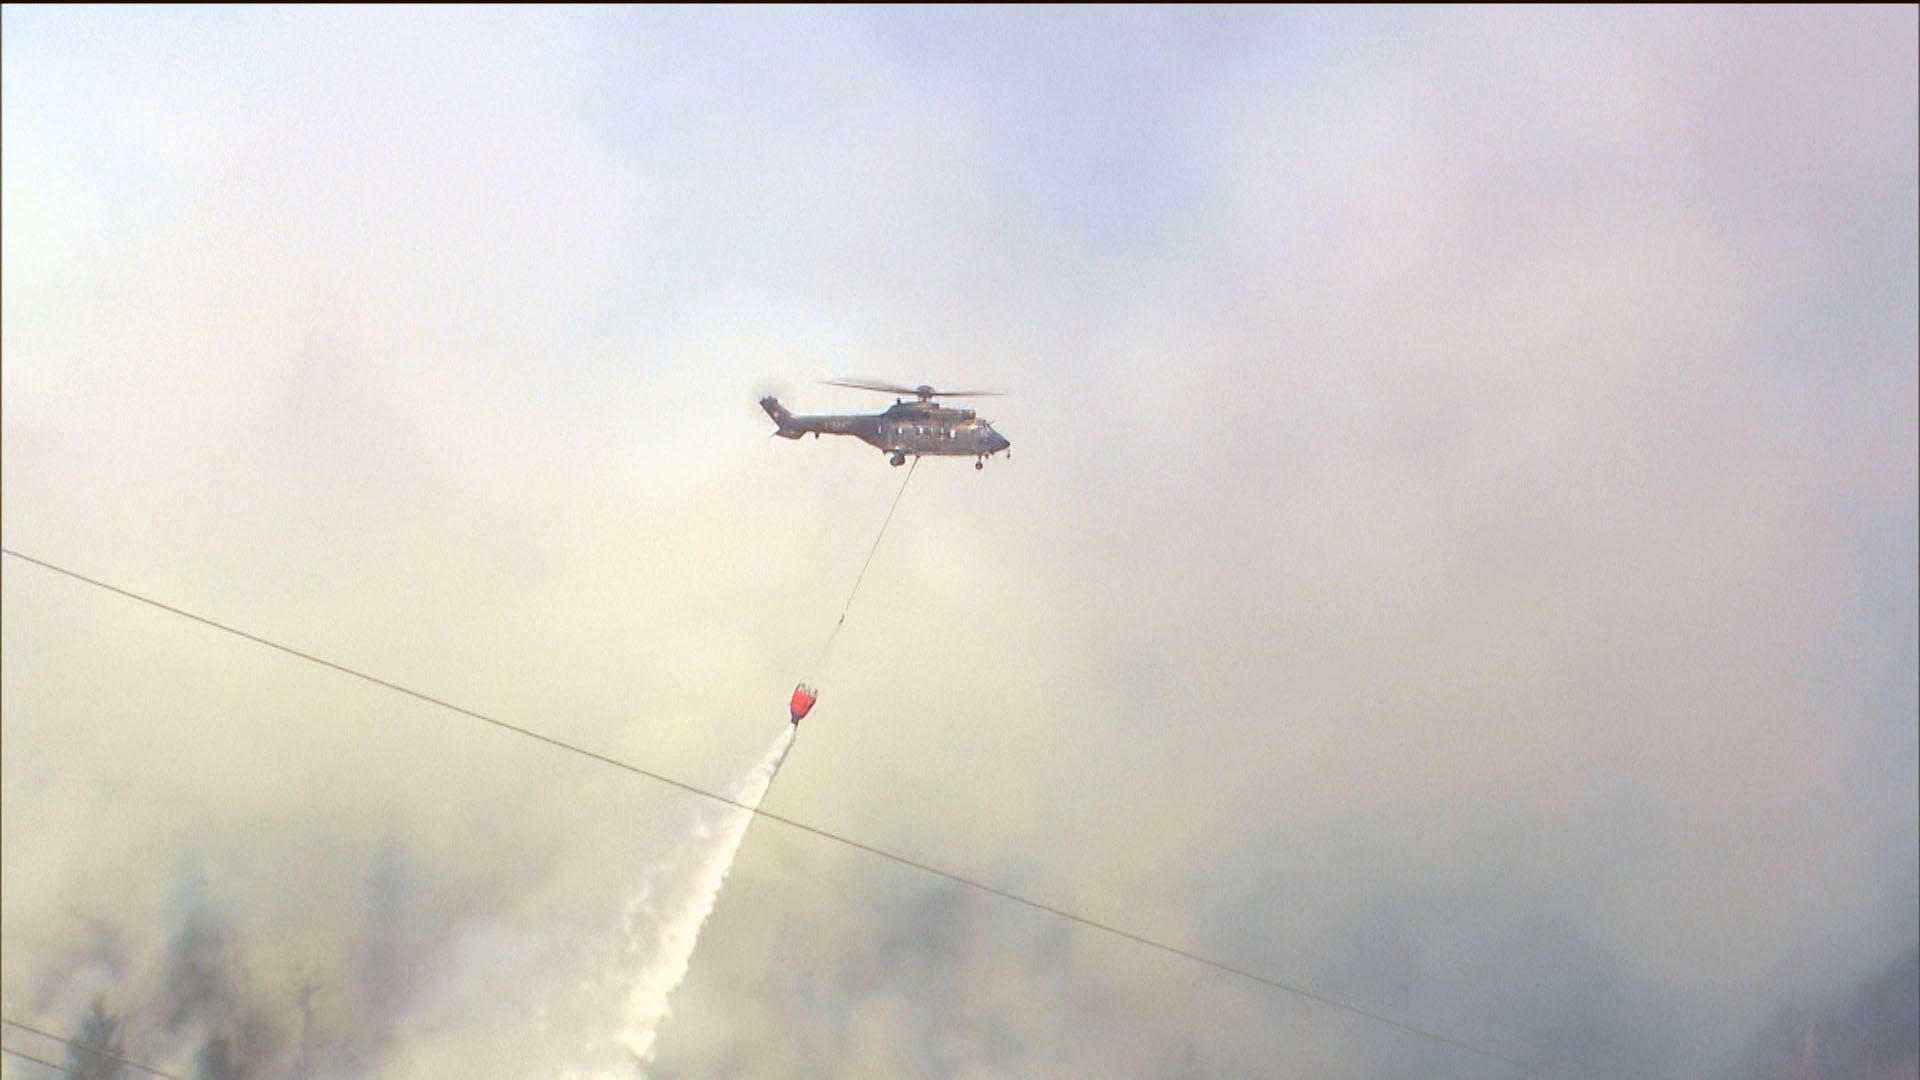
[889,452,906,467]
[975,458,984,470]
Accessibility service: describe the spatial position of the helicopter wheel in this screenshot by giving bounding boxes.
[889,453,906,467]
[975,459,984,470]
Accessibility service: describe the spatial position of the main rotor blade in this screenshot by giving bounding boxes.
[823,377,919,396]
[822,378,1007,398]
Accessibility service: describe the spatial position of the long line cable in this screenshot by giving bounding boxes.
[1,1018,183,1080]
[823,454,918,660]
[0,547,1541,1076]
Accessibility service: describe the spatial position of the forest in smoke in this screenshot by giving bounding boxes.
[16,905,1919,1079]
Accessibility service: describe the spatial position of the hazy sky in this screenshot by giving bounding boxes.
[3,7,1915,1079]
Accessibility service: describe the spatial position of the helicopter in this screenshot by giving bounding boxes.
[761,378,1011,469]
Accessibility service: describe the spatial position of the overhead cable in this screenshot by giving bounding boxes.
[0,547,1541,1076]
[0,1046,65,1075]
[1,1017,184,1080]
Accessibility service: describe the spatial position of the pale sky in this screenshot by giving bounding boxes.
[3,7,1916,1080]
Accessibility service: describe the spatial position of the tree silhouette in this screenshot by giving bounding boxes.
[64,998,124,1080]
[195,1035,239,1080]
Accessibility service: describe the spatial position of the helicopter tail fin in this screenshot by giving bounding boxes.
[761,396,804,438]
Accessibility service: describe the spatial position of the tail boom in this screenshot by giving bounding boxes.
[761,396,806,438]
[762,397,865,441]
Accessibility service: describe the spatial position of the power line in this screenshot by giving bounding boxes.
[0,547,1542,1076]
[1,1017,184,1080]
[0,1046,64,1075]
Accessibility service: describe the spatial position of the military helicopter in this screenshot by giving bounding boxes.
[761,378,1011,469]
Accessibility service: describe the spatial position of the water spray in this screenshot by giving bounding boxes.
[610,726,794,1074]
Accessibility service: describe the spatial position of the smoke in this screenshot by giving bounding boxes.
[607,726,795,1075]
[0,724,797,1080]
[2,8,1912,1078]
[1741,947,1920,1080]
[29,885,301,1080]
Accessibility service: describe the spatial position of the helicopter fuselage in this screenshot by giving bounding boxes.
[763,397,1010,465]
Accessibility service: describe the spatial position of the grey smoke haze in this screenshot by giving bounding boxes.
[3,7,1915,1079]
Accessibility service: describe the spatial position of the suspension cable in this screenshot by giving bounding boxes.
[822,454,918,660]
